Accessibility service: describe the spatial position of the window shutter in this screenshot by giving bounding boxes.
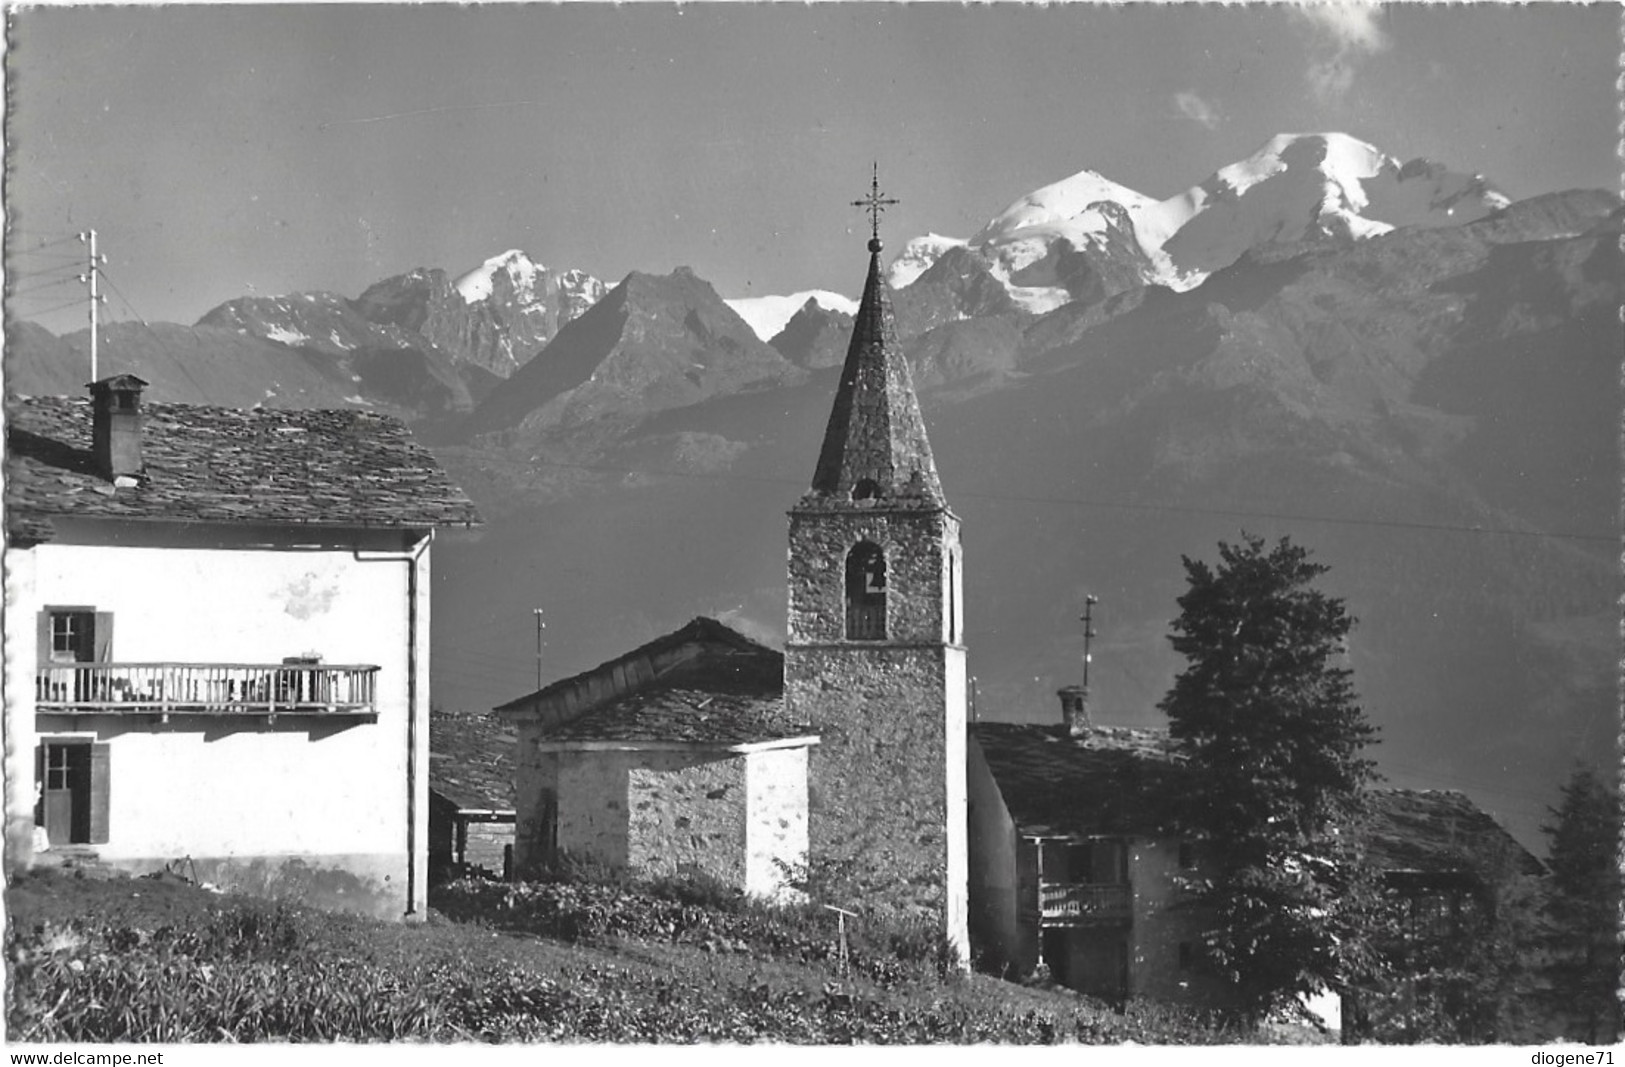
[93,613,114,663]
[37,612,51,668]
[33,745,44,824]
[89,743,111,845]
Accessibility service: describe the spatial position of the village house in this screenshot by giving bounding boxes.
[1341,787,1545,1042]
[968,683,1541,1019]
[428,711,518,884]
[4,375,480,920]
[498,219,970,957]
[967,688,1223,1005]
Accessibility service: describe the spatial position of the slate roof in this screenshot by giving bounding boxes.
[541,684,796,746]
[6,395,482,541]
[429,713,517,812]
[517,617,814,748]
[971,722,1190,839]
[800,241,944,510]
[973,723,1542,881]
[1364,788,1544,878]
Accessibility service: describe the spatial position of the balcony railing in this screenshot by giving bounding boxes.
[36,662,379,717]
[1038,881,1133,925]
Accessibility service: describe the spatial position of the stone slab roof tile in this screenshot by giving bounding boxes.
[542,685,796,746]
[6,395,481,539]
[429,713,517,812]
[523,616,811,747]
[971,722,1188,839]
[1364,788,1544,877]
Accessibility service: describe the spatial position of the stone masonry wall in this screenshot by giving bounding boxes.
[785,505,967,953]
[1130,839,1230,1006]
[786,508,960,646]
[784,645,949,912]
[626,752,748,887]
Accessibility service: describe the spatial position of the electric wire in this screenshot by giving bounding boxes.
[507,454,1618,546]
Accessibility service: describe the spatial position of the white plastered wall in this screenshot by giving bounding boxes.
[9,525,427,904]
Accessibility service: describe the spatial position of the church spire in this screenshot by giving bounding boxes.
[805,167,944,507]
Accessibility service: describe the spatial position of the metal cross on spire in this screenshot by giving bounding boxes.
[851,162,899,250]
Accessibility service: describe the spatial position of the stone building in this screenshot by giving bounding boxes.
[4,375,481,919]
[497,225,970,957]
[968,685,1541,1021]
[496,617,817,897]
[967,692,1224,1005]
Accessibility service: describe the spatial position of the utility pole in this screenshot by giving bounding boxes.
[78,230,106,381]
[1080,594,1098,689]
[532,608,546,690]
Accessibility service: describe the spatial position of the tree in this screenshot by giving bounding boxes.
[1350,839,1546,1044]
[1541,765,1622,1044]
[1158,533,1379,1026]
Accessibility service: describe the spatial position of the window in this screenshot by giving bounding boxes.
[49,612,94,663]
[38,609,113,704]
[851,478,881,501]
[844,541,887,641]
[1178,942,1193,969]
[1178,841,1196,870]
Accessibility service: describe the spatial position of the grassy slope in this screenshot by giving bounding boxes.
[3,869,1252,1045]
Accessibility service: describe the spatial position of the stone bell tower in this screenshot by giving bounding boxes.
[784,170,967,961]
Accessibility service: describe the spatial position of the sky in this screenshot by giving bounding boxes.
[5,3,1618,335]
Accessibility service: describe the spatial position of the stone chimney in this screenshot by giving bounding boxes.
[1057,685,1090,737]
[89,374,148,481]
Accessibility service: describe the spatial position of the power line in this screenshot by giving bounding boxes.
[509,454,1617,546]
[9,274,85,299]
[98,271,149,326]
[14,295,89,320]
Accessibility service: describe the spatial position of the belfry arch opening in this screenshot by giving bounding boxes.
[845,541,887,641]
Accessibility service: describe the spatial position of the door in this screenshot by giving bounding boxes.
[41,742,91,845]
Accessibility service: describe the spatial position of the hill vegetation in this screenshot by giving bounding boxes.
[5,868,1242,1044]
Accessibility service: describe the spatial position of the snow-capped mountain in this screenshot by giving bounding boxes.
[886,233,970,289]
[1157,132,1509,277]
[892,132,1509,307]
[724,290,858,342]
[199,251,609,400]
[372,250,608,378]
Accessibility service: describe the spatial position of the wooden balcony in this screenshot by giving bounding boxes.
[1038,881,1133,926]
[36,662,379,719]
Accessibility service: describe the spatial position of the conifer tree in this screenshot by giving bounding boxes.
[1159,533,1379,1025]
[1541,766,1622,1043]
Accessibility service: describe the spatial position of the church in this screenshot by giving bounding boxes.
[496,181,970,961]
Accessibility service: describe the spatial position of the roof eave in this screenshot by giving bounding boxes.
[531,734,820,755]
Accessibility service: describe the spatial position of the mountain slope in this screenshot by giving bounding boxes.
[4,319,410,414]
[464,267,800,439]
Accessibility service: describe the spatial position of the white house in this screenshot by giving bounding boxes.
[4,375,481,920]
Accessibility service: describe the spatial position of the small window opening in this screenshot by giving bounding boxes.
[845,541,886,640]
[49,612,94,664]
[1178,841,1196,870]
[1178,942,1193,969]
[851,478,882,502]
